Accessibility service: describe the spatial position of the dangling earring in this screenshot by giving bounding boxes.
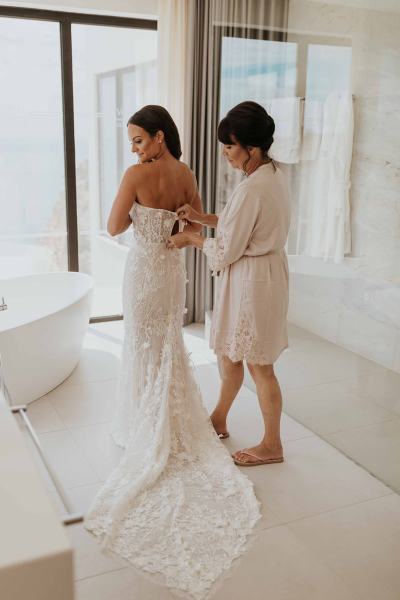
[242,153,251,177]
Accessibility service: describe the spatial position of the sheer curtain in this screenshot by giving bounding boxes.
[157,0,189,141]
[184,0,289,323]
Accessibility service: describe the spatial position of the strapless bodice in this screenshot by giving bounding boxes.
[129,202,177,244]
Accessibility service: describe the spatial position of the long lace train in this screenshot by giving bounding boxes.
[84,203,261,599]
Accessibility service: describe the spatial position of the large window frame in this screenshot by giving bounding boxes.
[0,6,157,322]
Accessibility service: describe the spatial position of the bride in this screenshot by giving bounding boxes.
[84,105,261,600]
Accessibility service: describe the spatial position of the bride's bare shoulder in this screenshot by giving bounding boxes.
[122,163,147,181]
[177,162,198,185]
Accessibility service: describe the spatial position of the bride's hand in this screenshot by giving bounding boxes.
[177,204,201,224]
[166,232,190,249]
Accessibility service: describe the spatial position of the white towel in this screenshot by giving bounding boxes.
[296,91,354,262]
[266,97,303,164]
[301,99,323,161]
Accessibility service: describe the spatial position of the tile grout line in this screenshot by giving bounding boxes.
[257,490,397,533]
[276,411,400,494]
[73,566,127,583]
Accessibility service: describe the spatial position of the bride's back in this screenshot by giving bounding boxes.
[133,159,196,213]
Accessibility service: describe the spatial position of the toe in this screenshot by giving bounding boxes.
[233,449,250,463]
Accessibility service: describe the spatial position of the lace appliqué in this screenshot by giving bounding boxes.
[211,301,288,365]
[203,230,230,276]
[131,202,177,244]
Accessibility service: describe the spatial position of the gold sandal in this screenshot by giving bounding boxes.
[233,449,284,466]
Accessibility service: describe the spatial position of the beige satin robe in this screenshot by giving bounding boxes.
[203,162,291,365]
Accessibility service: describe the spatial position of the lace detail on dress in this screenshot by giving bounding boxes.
[130,202,177,244]
[84,203,261,599]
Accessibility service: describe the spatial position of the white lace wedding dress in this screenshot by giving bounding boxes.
[84,202,261,599]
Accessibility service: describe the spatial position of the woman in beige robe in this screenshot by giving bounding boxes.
[167,101,290,466]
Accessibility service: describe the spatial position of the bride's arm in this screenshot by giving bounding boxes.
[107,166,137,236]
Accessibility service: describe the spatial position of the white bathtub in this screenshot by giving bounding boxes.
[0,272,93,406]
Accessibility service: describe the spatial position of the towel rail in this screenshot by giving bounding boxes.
[0,355,83,526]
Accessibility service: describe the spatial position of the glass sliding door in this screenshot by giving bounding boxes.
[0,6,157,321]
[0,17,67,277]
[72,25,157,317]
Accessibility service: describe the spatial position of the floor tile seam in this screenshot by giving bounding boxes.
[67,428,112,482]
[66,481,103,492]
[281,409,398,447]
[275,414,400,492]
[282,432,316,441]
[35,425,102,483]
[288,340,391,374]
[27,417,395,494]
[366,397,400,419]
[49,411,113,431]
[282,373,399,398]
[281,525,367,600]
[253,522,366,600]
[46,376,118,396]
[281,377,400,420]
[18,435,88,497]
[279,410,319,438]
[31,385,115,426]
[314,414,400,437]
[73,565,127,583]
[280,374,374,393]
[47,392,114,429]
[87,330,123,346]
[65,375,120,386]
[324,416,400,438]
[318,445,400,492]
[23,425,67,435]
[256,490,398,535]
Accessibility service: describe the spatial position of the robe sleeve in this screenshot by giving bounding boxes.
[203,190,260,273]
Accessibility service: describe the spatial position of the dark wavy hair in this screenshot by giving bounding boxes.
[127,105,182,160]
[217,101,276,171]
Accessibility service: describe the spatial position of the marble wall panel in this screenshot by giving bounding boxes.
[287,0,400,372]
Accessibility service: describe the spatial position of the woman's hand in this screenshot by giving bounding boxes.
[166,232,190,249]
[177,203,202,224]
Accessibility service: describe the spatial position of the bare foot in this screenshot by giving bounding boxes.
[232,442,283,464]
[210,412,229,438]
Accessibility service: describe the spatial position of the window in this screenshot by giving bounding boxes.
[0,17,67,276]
[0,7,157,320]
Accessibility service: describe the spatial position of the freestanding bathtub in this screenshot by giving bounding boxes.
[0,272,93,406]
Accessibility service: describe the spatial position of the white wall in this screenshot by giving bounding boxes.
[287,0,400,372]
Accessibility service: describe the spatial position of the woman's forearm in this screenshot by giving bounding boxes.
[186,231,204,250]
[198,213,218,228]
[183,221,203,235]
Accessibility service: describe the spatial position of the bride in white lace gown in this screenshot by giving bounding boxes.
[84,106,261,600]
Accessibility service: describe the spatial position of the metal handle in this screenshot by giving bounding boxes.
[0,355,83,525]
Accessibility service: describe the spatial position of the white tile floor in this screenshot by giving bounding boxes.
[17,321,400,600]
